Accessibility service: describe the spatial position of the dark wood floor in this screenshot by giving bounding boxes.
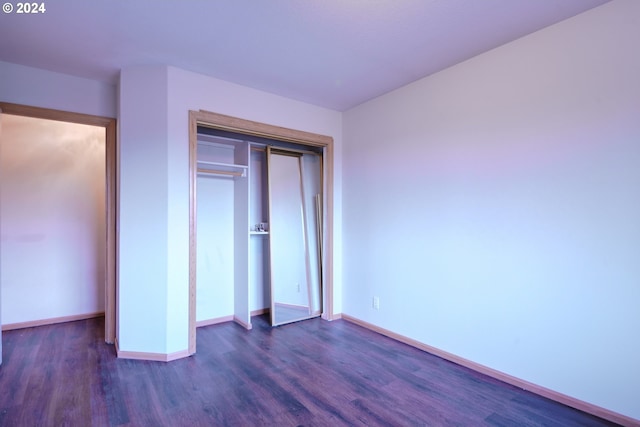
[0,315,620,427]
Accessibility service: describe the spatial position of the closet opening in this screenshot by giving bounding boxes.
[188,110,334,354]
[0,102,116,347]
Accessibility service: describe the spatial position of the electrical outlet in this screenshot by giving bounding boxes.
[373,296,380,310]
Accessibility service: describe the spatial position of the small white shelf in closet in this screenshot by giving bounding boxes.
[197,160,249,178]
[249,231,269,236]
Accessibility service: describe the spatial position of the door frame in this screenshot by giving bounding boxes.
[0,102,117,344]
[188,110,335,354]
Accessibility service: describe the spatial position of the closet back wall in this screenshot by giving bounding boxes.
[0,114,106,326]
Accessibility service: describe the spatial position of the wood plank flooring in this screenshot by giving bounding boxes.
[0,315,621,426]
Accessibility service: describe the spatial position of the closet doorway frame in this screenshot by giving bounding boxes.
[0,102,117,344]
[188,110,335,354]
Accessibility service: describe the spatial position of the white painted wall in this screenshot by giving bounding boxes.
[0,114,106,324]
[0,61,117,118]
[342,0,640,420]
[117,66,170,354]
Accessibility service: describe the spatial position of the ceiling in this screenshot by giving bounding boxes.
[0,0,609,111]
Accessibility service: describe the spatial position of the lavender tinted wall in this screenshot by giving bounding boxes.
[0,115,106,325]
[342,0,640,419]
[0,61,116,118]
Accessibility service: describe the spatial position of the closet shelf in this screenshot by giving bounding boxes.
[250,231,269,236]
[197,160,248,178]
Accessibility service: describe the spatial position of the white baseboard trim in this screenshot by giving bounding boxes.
[115,338,190,362]
[2,312,105,331]
[233,316,252,330]
[197,310,270,329]
[341,314,639,427]
[196,315,234,328]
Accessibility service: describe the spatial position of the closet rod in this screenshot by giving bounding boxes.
[197,168,244,177]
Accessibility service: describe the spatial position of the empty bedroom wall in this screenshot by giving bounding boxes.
[342,0,640,420]
[0,114,106,326]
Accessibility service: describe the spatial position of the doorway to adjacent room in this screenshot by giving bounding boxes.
[0,103,116,354]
